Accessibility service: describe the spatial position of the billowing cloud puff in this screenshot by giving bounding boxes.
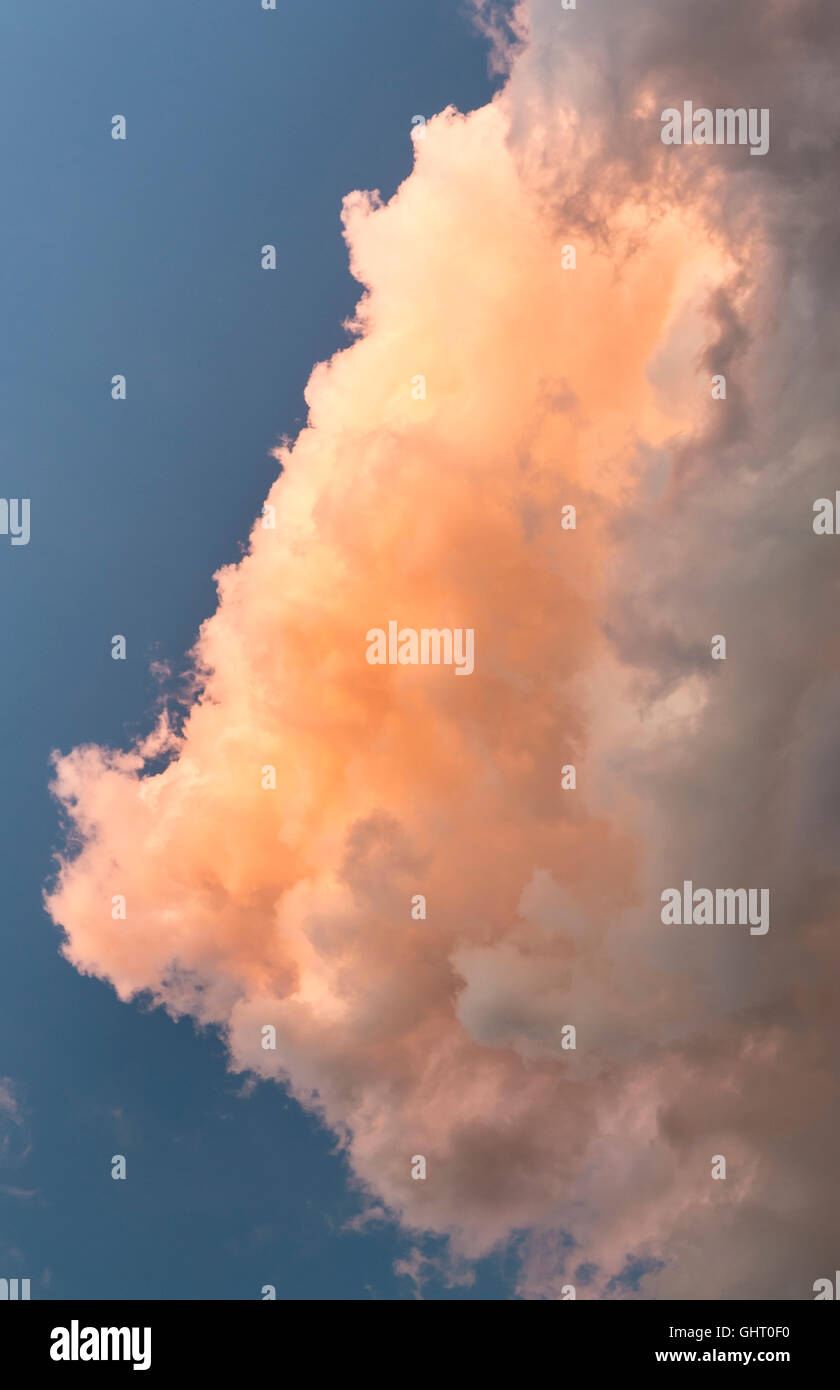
[46,0,840,1297]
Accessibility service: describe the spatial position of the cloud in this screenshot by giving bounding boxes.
[45,0,840,1297]
[394,1246,476,1300]
[0,1079,30,1169]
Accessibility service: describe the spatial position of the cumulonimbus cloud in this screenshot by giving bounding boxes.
[46,0,840,1297]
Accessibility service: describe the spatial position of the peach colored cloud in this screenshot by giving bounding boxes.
[46,0,840,1297]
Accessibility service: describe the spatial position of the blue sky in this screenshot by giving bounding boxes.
[0,0,513,1299]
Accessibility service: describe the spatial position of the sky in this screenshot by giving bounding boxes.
[4,0,840,1301]
[0,0,510,1300]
